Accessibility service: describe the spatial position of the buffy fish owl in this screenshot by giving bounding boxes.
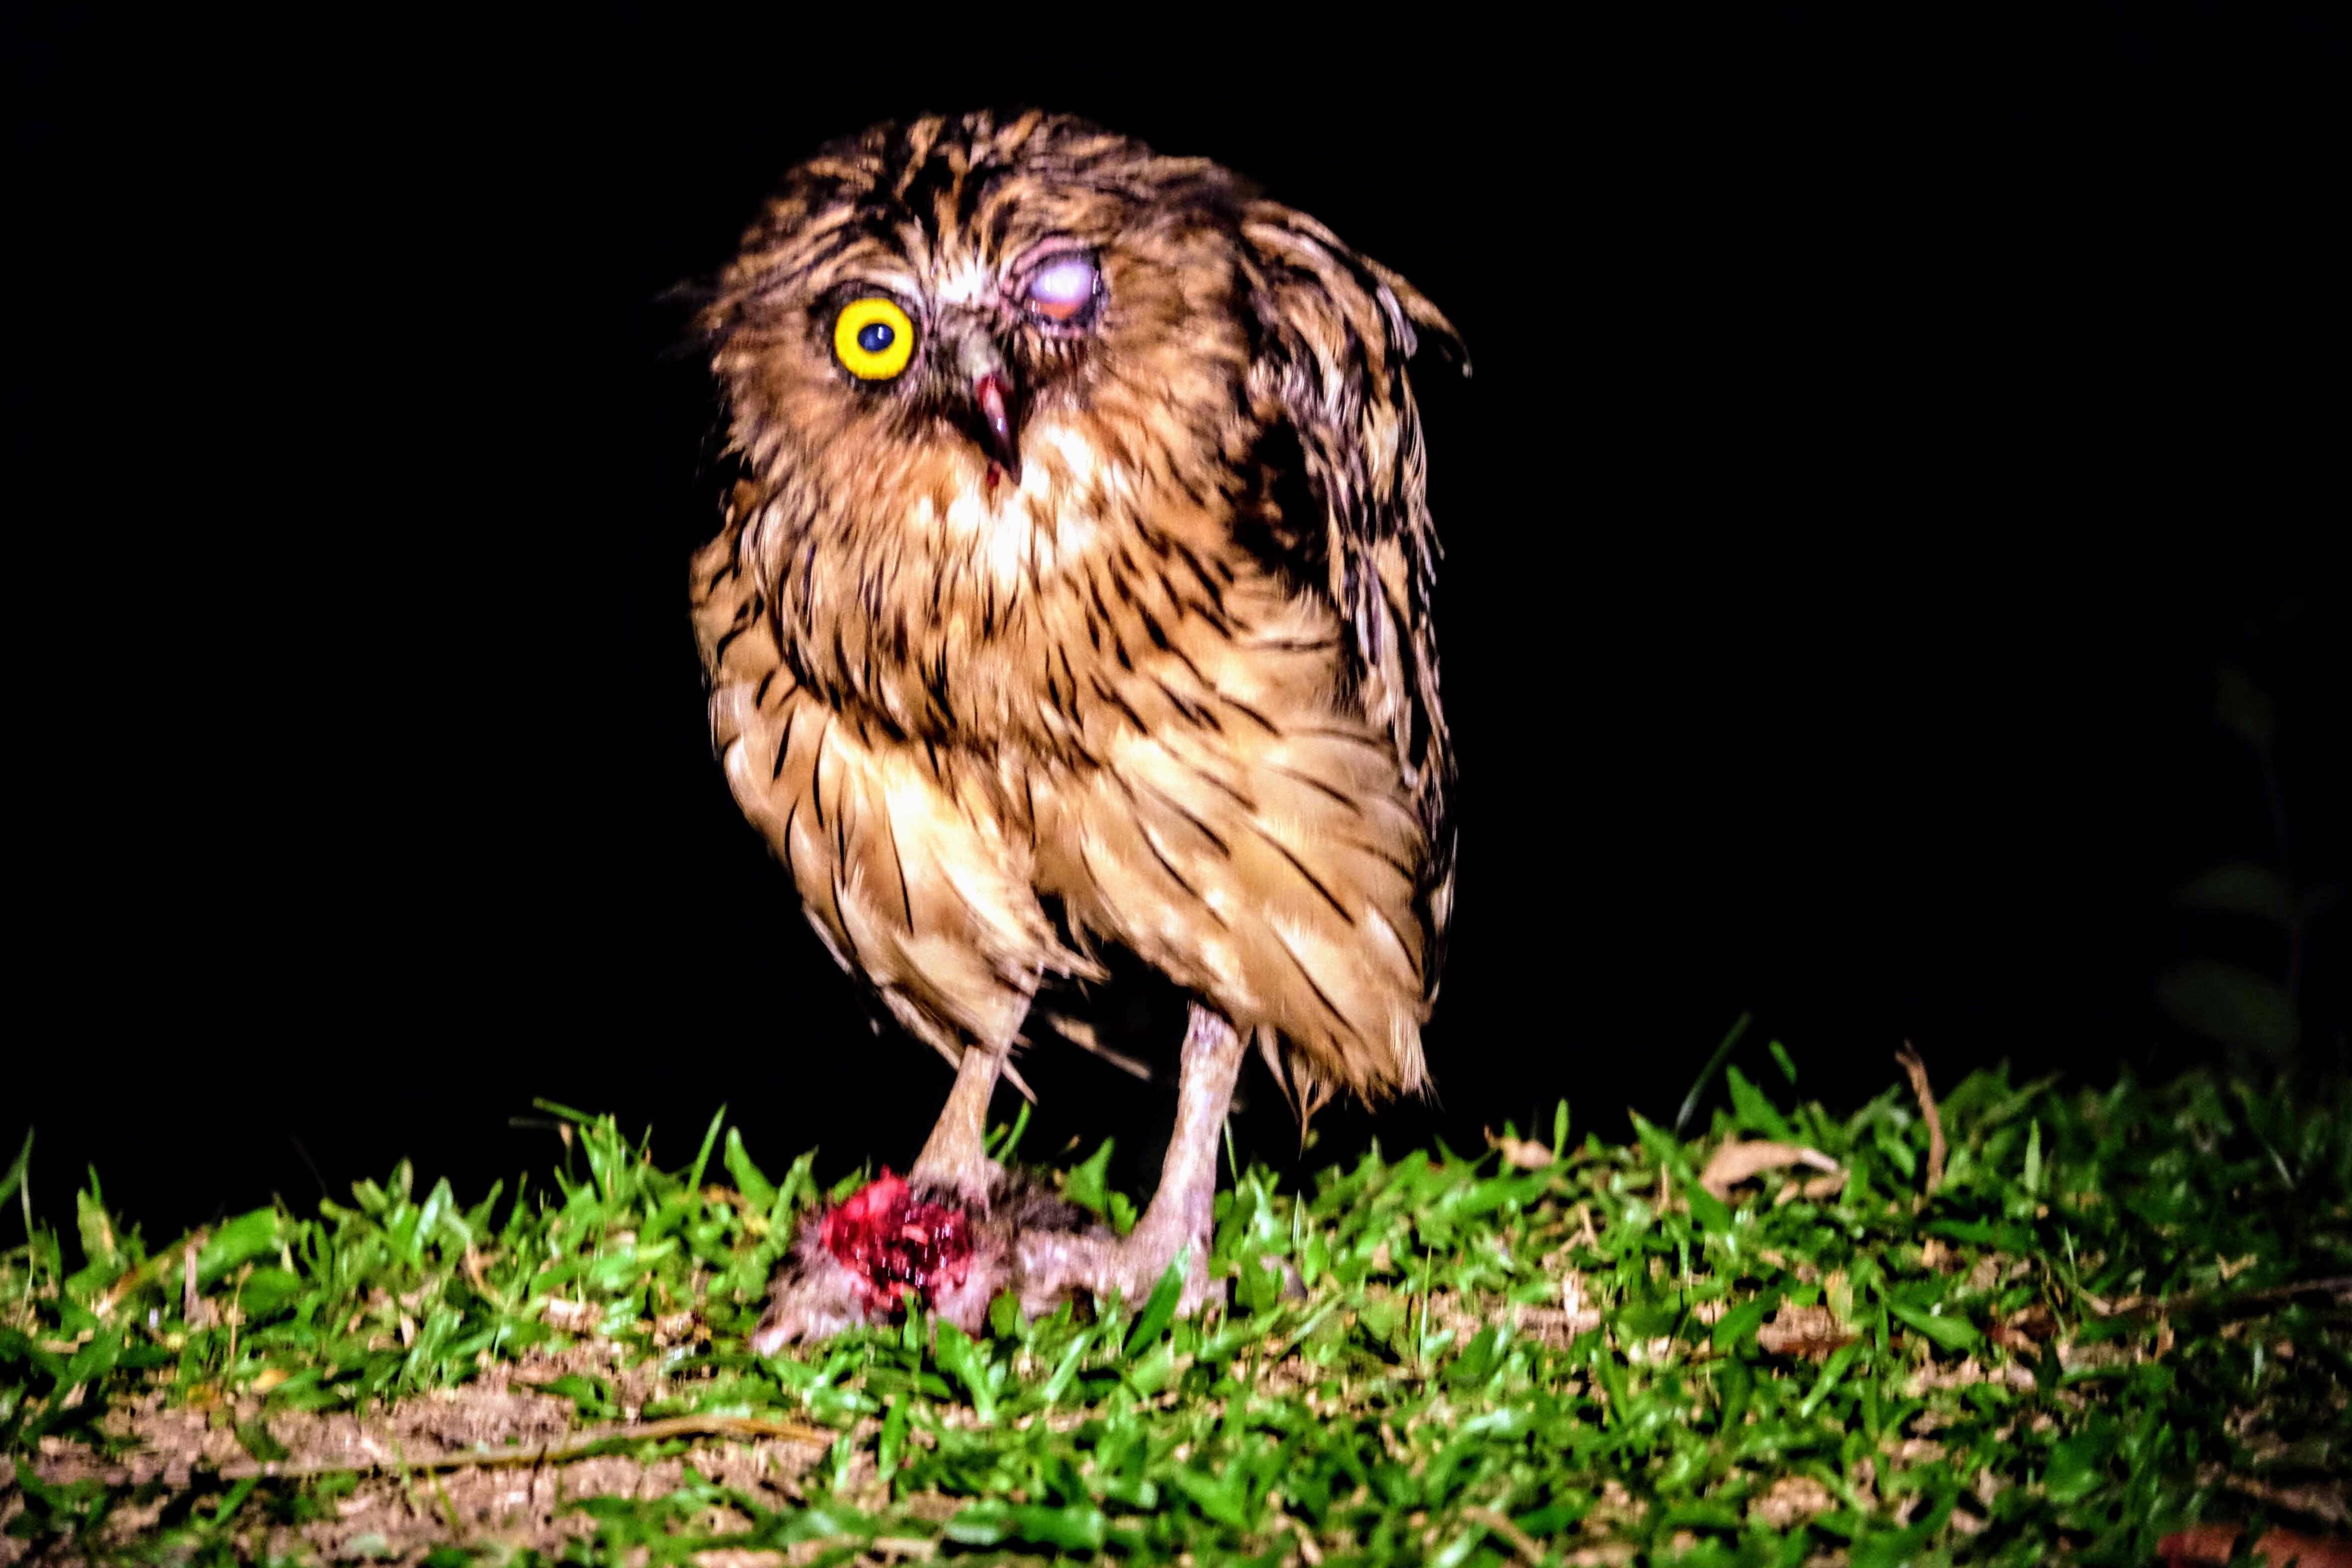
[686,110,1462,1346]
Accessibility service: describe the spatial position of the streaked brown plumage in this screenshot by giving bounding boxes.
[688,111,1460,1342]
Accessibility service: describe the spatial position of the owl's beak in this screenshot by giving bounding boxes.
[955,331,1022,481]
[973,371,1020,479]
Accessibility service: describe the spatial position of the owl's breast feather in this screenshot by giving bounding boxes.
[925,440,1107,591]
[765,399,1345,761]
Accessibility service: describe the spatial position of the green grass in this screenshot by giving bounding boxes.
[5,1058,2350,1565]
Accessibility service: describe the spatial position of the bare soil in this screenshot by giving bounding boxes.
[6,1342,848,1565]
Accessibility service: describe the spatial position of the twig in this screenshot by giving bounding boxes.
[1895,1045,1945,1193]
[209,1413,839,1483]
[2104,1275,2352,1322]
[1462,1505,1545,1565]
[2212,1467,2352,1529]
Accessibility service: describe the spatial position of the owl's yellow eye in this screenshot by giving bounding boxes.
[833,297,916,380]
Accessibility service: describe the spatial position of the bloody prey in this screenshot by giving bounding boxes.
[817,1171,972,1314]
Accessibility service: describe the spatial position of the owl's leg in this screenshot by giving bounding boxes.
[907,1042,1008,1207]
[1119,1004,1245,1308]
[1017,1004,1243,1316]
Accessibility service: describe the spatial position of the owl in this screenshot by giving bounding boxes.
[688,110,1461,1346]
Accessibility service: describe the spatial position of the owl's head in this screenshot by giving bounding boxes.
[700,110,1459,556]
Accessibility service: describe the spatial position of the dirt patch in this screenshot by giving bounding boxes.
[6,1343,838,1565]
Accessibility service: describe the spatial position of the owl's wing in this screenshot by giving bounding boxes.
[1238,203,1465,991]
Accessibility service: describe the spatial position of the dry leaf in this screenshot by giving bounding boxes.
[2007,1303,2054,1338]
[1699,1140,1840,1200]
[1486,1129,1555,1170]
[542,1298,598,1333]
[1512,1303,1603,1347]
[1748,1474,1834,1530]
[462,1248,493,1294]
[1895,1044,1947,1192]
[1986,1301,2047,1354]
[651,1309,706,1348]
[1755,1304,1857,1360]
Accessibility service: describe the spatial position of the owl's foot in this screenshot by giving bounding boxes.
[1013,1003,1247,1321]
[1012,1216,1227,1320]
[750,1007,1248,1350]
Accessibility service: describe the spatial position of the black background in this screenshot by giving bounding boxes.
[6,7,2344,1241]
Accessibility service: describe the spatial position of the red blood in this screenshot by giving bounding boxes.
[984,464,1001,494]
[817,1170,972,1315]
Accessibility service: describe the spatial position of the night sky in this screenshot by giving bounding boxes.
[7,9,2343,1240]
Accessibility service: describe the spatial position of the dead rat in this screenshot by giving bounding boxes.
[749,1169,1118,1350]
